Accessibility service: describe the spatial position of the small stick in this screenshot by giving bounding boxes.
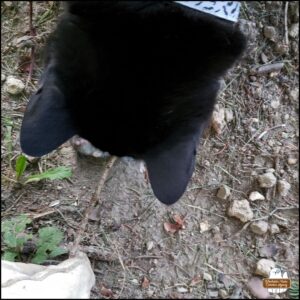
[284,2,289,45]
[185,204,227,220]
[26,1,35,87]
[256,124,286,140]
[69,156,117,257]
[254,62,285,75]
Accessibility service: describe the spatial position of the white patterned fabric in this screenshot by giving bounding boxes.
[175,1,241,22]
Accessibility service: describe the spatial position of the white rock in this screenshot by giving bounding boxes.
[270,100,280,109]
[4,77,25,95]
[257,173,277,188]
[1,74,6,82]
[227,199,254,223]
[265,168,275,173]
[255,259,275,277]
[177,287,188,293]
[249,191,265,201]
[289,23,299,38]
[216,185,231,200]
[250,221,269,235]
[269,224,280,234]
[277,180,291,196]
[203,272,212,281]
[219,289,228,299]
[1,252,95,298]
[212,105,226,135]
[200,220,210,233]
[147,241,154,251]
[289,88,299,102]
[287,157,298,165]
[225,108,234,123]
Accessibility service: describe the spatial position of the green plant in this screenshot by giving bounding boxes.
[15,154,72,184]
[289,280,299,299]
[1,215,67,264]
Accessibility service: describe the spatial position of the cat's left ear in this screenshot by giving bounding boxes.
[20,67,76,157]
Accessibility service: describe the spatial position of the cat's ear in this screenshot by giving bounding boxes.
[20,68,76,157]
[144,135,198,205]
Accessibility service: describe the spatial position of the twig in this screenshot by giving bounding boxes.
[284,2,289,45]
[216,166,242,184]
[25,1,35,87]
[256,124,286,140]
[69,156,117,257]
[185,204,227,220]
[253,62,285,75]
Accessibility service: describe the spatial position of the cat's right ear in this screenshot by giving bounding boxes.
[20,67,76,157]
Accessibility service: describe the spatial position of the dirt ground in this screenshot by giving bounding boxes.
[1,2,299,299]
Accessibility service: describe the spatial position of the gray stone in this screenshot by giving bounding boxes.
[250,221,269,235]
[227,200,254,223]
[257,173,277,188]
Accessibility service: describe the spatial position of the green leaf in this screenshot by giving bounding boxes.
[31,252,48,264]
[49,247,67,258]
[24,166,72,184]
[37,227,64,247]
[14,215,32,233]
[15,155,27,180]
[3,232,17,248]
[2,251,19,262]
[16,233,32,248]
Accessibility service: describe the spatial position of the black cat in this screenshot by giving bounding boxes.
[20,1,246,204]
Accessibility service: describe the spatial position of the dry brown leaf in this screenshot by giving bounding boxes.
[141,276,150,289]
[164,222,180,234]
[172,214,185,228]
[100,286,113,298]
[190,274,202,286]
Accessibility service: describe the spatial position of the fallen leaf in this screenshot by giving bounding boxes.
[172,214,185,228]
[164,222,180,234]
[141,276,150,289]
[100,286,113,298]
[190,274,202,286]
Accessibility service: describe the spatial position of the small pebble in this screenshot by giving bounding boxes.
[227,199,254,223]
[203,272,213,281]
[219,289,228,299]
[264,25,277,40]
[4,76,25,95]
[255,259,275,277]
[269,224,280,234]
[200,221,210,233]
[1,74,6,82]
[147,241,154,251]
[225,108,234,123]
[177,287,188,293]
[277,180,291,196]
[287,157,297,165]
[289,88,299,102]
[289,23,299,38]
[270,100,280,109]
[257,173,277,188]
[249,191,265,201]
[250,221,269,235]
[216,185,231,200]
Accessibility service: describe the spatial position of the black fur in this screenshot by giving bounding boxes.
[21,1,246,204]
